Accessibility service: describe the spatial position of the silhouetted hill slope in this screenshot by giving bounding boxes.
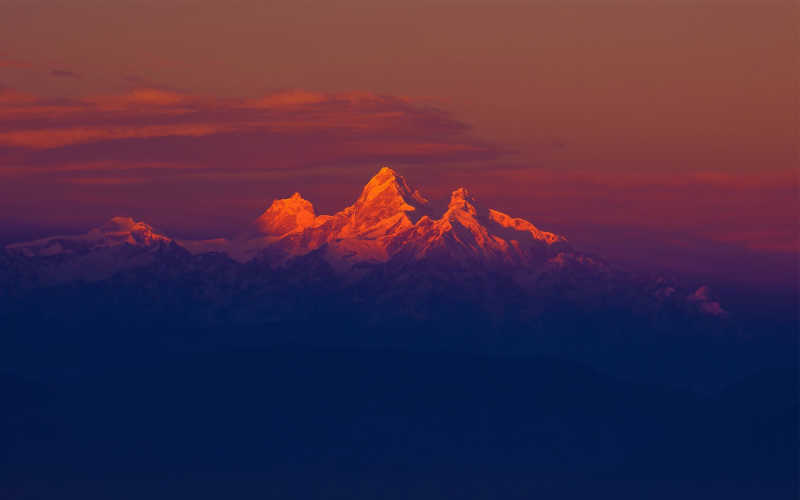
[1,348,796,500]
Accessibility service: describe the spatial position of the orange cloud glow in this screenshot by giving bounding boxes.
[0,88,495,159]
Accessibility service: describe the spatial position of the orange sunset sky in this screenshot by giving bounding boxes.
[0,0,796,289]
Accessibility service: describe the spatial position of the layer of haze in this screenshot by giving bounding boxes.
[0,0,796,291]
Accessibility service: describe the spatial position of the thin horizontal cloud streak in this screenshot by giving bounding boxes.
[65,176,150,185]
[50,69,81,79]
[471,167,798,258]
[121,75,186,93]
[0,88,500,173]
[0,58,30,69]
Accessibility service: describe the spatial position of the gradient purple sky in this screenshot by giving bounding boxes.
[0,0,796,290]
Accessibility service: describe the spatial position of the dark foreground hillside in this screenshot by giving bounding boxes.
[1,341,796,500]
[1,237,797,499]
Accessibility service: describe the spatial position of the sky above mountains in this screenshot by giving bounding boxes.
[0,0,795,290]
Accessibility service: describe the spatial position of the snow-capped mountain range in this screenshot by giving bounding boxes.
[8,167,570,269]
[178,166,569,268]
[6,216,172,258]
[2,166,726,319]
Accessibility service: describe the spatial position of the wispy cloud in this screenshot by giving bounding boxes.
[121,75,186,93]
[65,176,150,185]
[0,58,31,69]
[472,166,798,258]
[0,87,501,172]
[50,69,81,79]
